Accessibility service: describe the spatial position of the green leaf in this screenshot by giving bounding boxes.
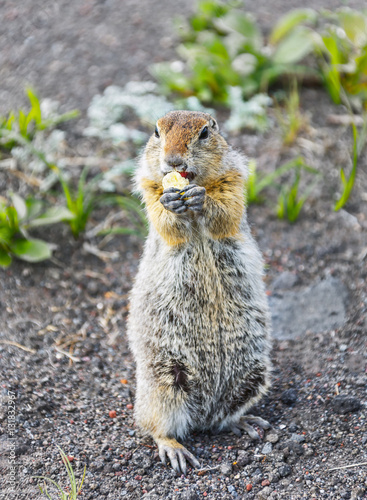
[10,238,52,262]
[4,112,15,130]
[98,227,145,237]
[38,109,80,131]
[334,121,363,211]
[10,193,27,220]
[214,10,262,49]
[18,110,28,137]
[25,198,43,220]
[5,206,19,232]
[0,226,14,246]
[26,88,42,125]
[270,9,317,44]
[340,167,347,186]
[337,9,367,47]
[27,206,75,228]
[273,28,314,64]
[0,247,12,267]
[322,35,342,64]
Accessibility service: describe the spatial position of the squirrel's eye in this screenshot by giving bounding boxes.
[155,126,160,138]
[199,126,209,140]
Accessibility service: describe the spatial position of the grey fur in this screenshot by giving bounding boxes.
[127,111,272,472]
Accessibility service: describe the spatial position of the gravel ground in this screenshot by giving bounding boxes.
[1,1,367,499]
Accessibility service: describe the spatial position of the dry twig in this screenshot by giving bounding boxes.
[54,346,81,362]
[328,462,367,472]
[0,340,36,354]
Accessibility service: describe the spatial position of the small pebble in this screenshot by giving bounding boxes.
[261,442,273,455]
[278,465,292,477]
[259,486,272,498]
[291,433,305,443]
[332,395,361,414]
[265,432,279,444]
[281,389,298,405]
[236,450,250,466]
[220,462,232,476]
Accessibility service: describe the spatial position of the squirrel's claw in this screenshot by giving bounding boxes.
[181,184,206,212]
[242,415,271,429]
[157,440,200,475]
[160,190,188,214]
[231,415,271,440]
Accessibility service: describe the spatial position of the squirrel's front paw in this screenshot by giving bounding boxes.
[181,184,206,212]
[160,187,188,214]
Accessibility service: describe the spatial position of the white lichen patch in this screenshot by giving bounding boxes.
[225,87,272,133]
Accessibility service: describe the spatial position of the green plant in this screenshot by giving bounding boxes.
[0,88,79,151]
[0,194,73,267]
[274,81,307,145]
[313,8,367,107]
[276,161,319,222]
[0,120,99,240]
[34,447,86,500]
[334,118,367,211]
[151,1,316,104]
[246,156,310,205]
[52,166,99,239]
[99,193,148,239]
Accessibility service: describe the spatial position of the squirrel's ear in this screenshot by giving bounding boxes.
[210,118,219,131]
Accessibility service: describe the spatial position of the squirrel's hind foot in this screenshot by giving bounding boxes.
[230,415,271,440]
[156,437,200,476]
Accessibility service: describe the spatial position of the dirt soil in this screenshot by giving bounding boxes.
[1,1,367,499]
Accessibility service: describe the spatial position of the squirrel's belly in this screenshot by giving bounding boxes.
[128,237,270,429]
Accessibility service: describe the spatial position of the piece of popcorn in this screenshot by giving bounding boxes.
[162,171,190,191]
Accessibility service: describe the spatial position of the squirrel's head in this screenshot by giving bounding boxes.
[141,110,229,186]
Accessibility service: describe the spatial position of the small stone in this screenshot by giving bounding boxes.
[269,277,348,340]
[220,462,233,476]
[332,395,361,414]
[291,433,305,443]
[261,442,273,455]
[258,486,272,498]
[339,344,348,352]
[268,472,280,483]
[87,280,100,296]
[265,432,279,444]
[278,465,292,477]
[261,479,270,487]
[246,484,252,491]
[283,440,304,456]
[236,450,250,466]
[281,389,298,405]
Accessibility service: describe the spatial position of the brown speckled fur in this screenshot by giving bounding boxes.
[127,111,272,469]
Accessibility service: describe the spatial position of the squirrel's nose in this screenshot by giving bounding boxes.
[165,154,185,169]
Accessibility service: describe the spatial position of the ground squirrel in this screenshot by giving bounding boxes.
[127,110,272,474]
